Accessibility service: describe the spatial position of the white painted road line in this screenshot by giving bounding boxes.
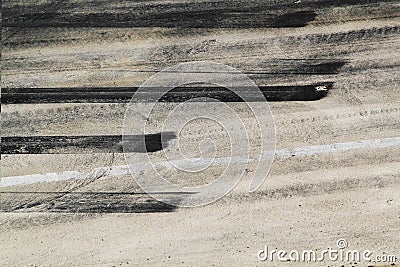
[1,137,400,188]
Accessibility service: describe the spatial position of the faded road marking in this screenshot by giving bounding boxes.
[1,137,399,187]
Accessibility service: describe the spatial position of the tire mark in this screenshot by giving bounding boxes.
[2,105,398,138]
[3,26,398,49]
[3,0,397,28]
[278,107,400,126]
[229,175,399,202]
[3,153,116,212]
[1,152,178,213]
[2,0,73,42]
[1,84,332,104]
[1,191,179,213]
[1,132,177,154]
